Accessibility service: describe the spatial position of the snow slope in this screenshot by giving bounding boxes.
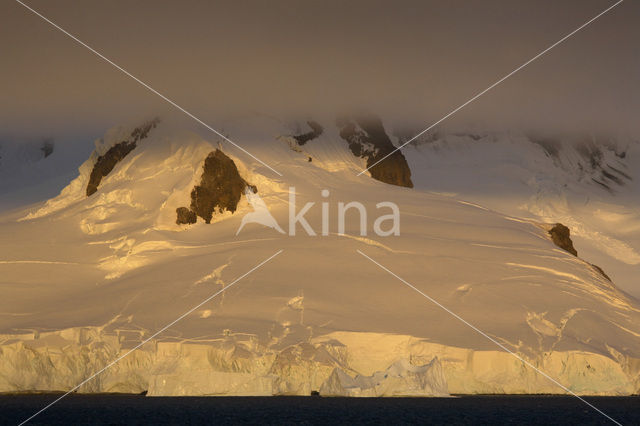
[397,128,640,298]
[0,135,92,212]
[1,116,640,397]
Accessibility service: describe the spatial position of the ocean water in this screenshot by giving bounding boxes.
[3,395,639,425]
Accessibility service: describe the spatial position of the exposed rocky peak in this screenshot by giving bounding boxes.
[293,121,323,146]
[547,223,611,281]
[86,118,160,196]
[337,114,413,188]
[176,149,257,225]
[280,120,322,162]
[548,223,578,257]
[175,207,197,225]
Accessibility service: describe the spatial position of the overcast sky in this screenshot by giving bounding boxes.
[1,0,638,142]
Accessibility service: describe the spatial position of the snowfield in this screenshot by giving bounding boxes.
[0,116,639,397]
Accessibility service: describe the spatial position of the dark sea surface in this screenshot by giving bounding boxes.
[2,394,638,425]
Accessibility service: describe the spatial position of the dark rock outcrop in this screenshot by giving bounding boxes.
[547,223,612,282]
[548,223,578,257]
[293,121,323,145]
[590,263,612,282]
[175,207,197,225]
[337,114,413,188]
[41,139,54,158]
[86,118,160,196]
[177,149,256,224]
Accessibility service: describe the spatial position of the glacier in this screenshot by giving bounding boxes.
[1,115,640,397]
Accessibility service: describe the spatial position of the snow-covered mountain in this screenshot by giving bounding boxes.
[398,127,640,297]
[1,115,639,397]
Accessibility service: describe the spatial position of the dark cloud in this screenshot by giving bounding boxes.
[1,0,638,142]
